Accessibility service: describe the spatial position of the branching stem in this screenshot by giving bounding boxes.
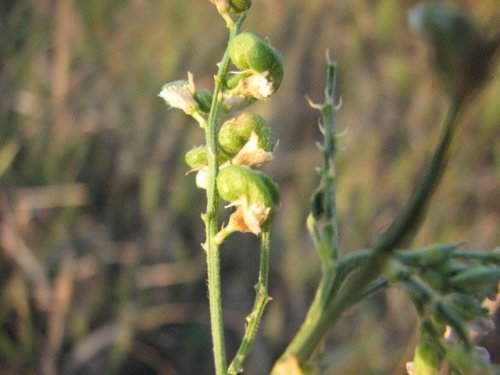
[272,63,466,372]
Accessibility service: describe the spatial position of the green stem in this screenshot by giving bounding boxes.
[228,228,271,375]
[375,98,464,252]
[205,14,246,375]
[273,95,465,370]
[272,57,340,371]
[321,59,340,261]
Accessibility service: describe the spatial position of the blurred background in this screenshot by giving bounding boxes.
[0,0,498,374]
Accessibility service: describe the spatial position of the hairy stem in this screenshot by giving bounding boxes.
[272,56,340,371]
[320,59,340,261]
[205,14,246,375]
[228,228,271,375]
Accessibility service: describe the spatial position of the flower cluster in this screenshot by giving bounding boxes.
[159,4,283,240]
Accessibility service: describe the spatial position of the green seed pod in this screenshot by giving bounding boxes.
[395,243,457,268]
[185,146,229,170]
[228,0,251,13]
[228,32,284,95]
[409,4,498,100]
[450,266,500,295]
[217,165,275,207]
[194,89,213,113]
[413,341,440,375]
[218,112,276,157]
[217,165,278,234]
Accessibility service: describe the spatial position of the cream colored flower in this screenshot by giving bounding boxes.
[158,73,198,115]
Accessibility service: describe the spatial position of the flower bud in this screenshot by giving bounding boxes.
[185,146,229,170]
[219,112,276,156]
[409,4,499,101]
[412,341,440,375]
[217,165,279,235]
[228,32,284,98]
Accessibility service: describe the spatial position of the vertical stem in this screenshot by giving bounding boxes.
[321,59,339,261]
[228,228,271,375]
[204,15,246,375]
[273,56,340,372]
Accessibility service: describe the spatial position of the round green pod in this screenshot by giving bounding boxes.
[228,0,251,13]
[218,112,276,156]
[217,165,275,210]
[228,32,283,88]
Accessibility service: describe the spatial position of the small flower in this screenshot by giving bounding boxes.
[196,167,209,189]
[159,75,197,115]
[231,132,273,166]
[241,71,275,99]
[159,72,211,116]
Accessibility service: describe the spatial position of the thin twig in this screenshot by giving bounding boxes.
[228,228,272,375]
